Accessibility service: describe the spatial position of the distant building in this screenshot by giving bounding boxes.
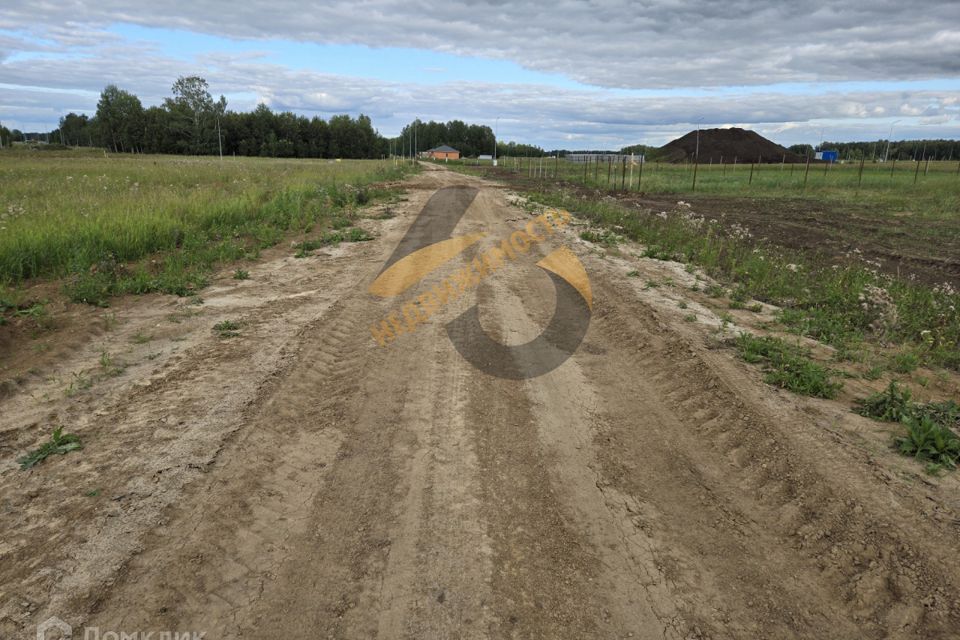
[478,154,493,160]
[426,145,460,160]
[566,153,644,164]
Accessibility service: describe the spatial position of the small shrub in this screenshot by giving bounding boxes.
[856,381,913,422]
[233,268,250,280]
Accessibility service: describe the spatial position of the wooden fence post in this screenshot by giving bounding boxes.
[914,157,922,184]
[857,156,865,188]
[748,162,754,185]
[803,154,811,189]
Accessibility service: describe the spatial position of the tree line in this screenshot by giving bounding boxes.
[0,77,381,159]
[1,82,545,160]
[118,77,381,158]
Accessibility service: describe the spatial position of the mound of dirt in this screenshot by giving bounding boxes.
[657,128,805,164]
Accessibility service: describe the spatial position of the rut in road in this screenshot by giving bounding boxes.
[2,166,960,640]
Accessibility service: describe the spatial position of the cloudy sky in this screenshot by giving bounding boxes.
[2,1,959,149]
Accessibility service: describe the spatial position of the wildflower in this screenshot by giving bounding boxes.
[860,284,899,341]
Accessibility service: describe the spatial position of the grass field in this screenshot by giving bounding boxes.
[447,158,960,376]
[0,150,413,308]
[455,156,960,220]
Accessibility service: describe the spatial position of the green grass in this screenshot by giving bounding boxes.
[895,414,960,472]
[512,188,959,373]
[0,152,414,308]
[855,381,960,471]
[65,371,92,397]
[18,427,83,470]
[579,229,621,247]
[462,157,960,221]
[213,319,242,338]
[294,227,373,257]
[855,381,914,422]
[736,333,843,398]
[856,381,959,426]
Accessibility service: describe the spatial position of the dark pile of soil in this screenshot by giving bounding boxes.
[657,128,805,164]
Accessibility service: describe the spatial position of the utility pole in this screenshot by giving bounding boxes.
[493,116,500,167]
[695,116,703,162]
[216,116,223,161]
[884,120,900,162]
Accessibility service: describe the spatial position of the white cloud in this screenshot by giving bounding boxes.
[2,1,960,89]
[1,1,959,147]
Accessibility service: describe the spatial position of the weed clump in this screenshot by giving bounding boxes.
[856,381,959,427]
[213,319,241,337]
[736,333,842,399]
[855,381,960,472]
[294,227,372,257]
[580,229,620,247]
[855,381,914,422]
[18,427,83,470]
[895,414,960,471]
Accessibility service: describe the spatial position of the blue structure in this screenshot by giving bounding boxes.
[815,150,839,162]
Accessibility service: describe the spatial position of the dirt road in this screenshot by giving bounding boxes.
[3,166,960,639]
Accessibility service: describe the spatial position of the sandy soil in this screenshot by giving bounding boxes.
[3,165,960,639]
